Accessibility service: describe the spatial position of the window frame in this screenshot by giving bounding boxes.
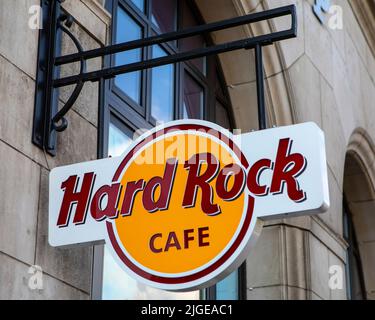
[343,199,367,300]
[148,44,178,125]
[111,0,148,116]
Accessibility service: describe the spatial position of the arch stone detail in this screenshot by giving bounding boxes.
[344,128,375,299]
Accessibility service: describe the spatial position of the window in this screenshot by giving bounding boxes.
[130,0,144,12]
[183,72,204,119]
[343,201,367,300]
[151,0,176,33]
[97,0,241,300]
[216,270,239,300]
[114,7,143,104]
[151,45,174,122]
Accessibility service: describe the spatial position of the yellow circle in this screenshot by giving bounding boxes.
[114,133,245,274]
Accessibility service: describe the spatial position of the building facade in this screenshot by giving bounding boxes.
[0,0,374,300]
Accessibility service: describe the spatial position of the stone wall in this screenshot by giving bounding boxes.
[197,0,375,299]
[269,0,375,300]
[0,0,374,300]
[0,0,110,299]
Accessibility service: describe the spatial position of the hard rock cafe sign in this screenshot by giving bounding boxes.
[49,120,329,291]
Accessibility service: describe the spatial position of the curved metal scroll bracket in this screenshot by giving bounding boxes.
[51,14,87,133]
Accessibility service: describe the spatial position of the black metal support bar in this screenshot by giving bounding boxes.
[32,1,297,155]
[32,0,62,155]
[51,22,87,132]
[255,45,266,130]
[53,29,294,88]
[55,4,296,66]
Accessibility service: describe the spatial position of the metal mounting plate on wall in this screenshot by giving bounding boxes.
[32,0,62,156]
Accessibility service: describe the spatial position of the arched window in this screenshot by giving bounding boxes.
[343,200,367,300]
[95,0,243,300]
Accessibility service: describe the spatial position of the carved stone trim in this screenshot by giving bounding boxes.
[81,0,111,26]
[346,127,375,198]
[349,0,375,58]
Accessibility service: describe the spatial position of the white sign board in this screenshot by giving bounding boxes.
[49,120,329,291]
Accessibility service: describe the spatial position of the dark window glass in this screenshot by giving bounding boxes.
[183,72,203,119]
[151,0,177,33]
[214,67,226,97]
[343,203,367,300]
[151,45,174,122]
[215,100,230,129]
[115,7,142,103]
[181,1,206,74]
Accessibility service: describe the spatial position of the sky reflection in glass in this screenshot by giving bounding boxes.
[115,8,142,104]
[216,269,239,300]
[130,0,144,12]
[151,45,174,123]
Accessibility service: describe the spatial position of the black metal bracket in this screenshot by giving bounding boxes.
[32,0,297,155]
[33,0,86,155]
